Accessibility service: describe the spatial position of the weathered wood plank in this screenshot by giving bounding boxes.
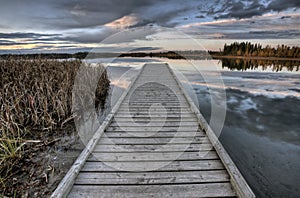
[118,107,187,111]
[124,101,186,104]
[116,110,192,113]
[75,170,229,185]
[115,113,192,117]
[111,117,198,122]
[118,102,189,108]
[68,183,236,198]
[109,121,200,127]
[123,99,187,102]
[114,114,195,118]
[88,151,219,162]
[93,143,213,152]
[97,137,210,144]
[81,160,225,172]
[124,94,183,96]
[105,126,200,132]
[103,131,205,138]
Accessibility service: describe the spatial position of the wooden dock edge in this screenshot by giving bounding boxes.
[50,65,146,198]
[166,63,255,198]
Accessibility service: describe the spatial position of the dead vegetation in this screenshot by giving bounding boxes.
[0,58,110,196]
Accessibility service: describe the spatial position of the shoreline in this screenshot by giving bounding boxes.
[211,55,300,61]
[1,52,300,61]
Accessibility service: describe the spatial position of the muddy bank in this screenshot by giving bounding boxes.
[1,123,84,197]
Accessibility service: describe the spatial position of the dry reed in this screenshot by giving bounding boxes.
[0,57,110,193]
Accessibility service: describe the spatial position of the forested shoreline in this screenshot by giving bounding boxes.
[219,42,300,58]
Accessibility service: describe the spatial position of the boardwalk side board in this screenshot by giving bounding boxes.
[50,65,145,198]
[167,63,255,198]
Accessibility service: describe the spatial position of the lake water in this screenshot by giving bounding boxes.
[87,57,300,197]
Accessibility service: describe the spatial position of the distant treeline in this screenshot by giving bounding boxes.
[0,51,211,60]
[221,58,300,72]
[219,42,300,58]
[120,51,184,59]
[120,51,210,59]
[0,52,86,59]
[0,52,117,59]
[0,52,131,59]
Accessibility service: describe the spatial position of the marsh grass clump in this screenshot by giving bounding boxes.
[0,58,110,196]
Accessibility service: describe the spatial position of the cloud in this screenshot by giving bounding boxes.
[63,0,195,29]
[213,30,300,39]
[129,47,161,51]
[101,27,157,44]
[215,0,267,19]
[62,28,119,43]
[267,0,300,12]
[182,12,300,30]
[0,0,210,31]
[180,12,300,41]
[105,14,140,29]
[0,26,156,47]
[0,32,61,39]
[50,0,157,29]
[212,0,300,20]
[0,40,22,46]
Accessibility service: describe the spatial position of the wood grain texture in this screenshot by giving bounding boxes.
[68,183,236,198]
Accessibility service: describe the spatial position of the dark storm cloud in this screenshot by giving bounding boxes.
[129,19,156,28]
[38,0,172,29]
[213,0,300,19]
[149,7,190,27]
[26,44,92,52]
[62,35,109,43]
[216,1,267,19]
[62,28,119,43]
[268,0,300,12]
[45,26,157,46]
[130,47,161,51]
[0,32,61,39]
[0,41,59,46]
[61,0,153,15]
[26,0,196,29]
[0,32,74,48]
[0,40,22,46]
[0,39,59,46]
[280,16,292,19]
[0,0,152,30]
[211,30,300,39]
[0,27,156,46]
[0,35,72,47]
[195,15,205,19]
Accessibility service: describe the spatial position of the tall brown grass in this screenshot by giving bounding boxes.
[0,58,110,192]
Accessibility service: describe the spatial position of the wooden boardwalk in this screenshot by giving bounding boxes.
[51,63,255,197]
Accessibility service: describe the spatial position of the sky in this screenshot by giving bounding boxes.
[0,0,299,53]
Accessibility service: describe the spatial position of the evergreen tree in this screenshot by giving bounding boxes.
[222,42,299,58]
